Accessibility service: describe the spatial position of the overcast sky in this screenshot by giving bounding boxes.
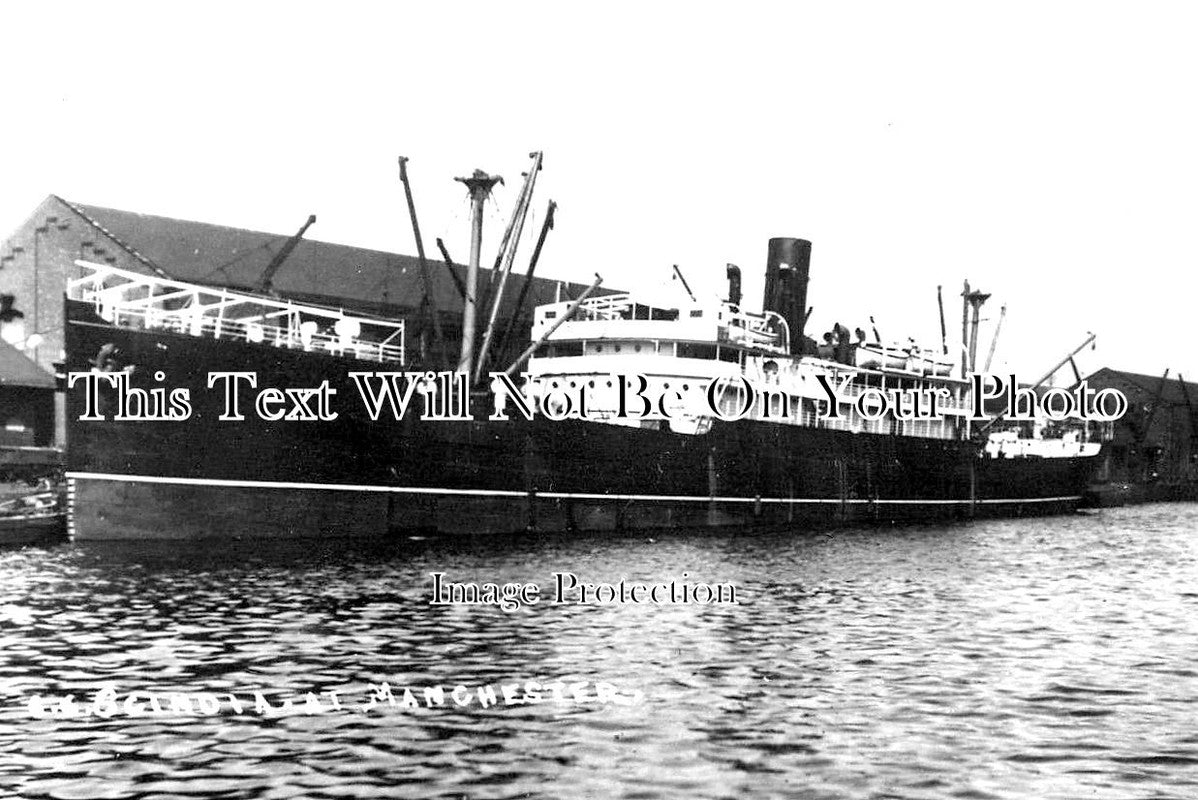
[2,2,1195,381]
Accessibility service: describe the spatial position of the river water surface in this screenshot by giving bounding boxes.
[2,504,1198,799]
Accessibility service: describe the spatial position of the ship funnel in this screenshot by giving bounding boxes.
[762,237,811,353]
[726,263,742,308]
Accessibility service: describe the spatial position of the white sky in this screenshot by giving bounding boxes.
[1,2,1195,381]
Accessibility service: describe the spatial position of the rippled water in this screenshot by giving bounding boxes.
[3,504,1198,799]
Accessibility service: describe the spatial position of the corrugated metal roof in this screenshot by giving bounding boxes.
[1087,367,1198,408]
[65,200,602,317]
[0,340,54,389]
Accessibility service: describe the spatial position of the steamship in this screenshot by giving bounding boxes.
[62,237,1102,540]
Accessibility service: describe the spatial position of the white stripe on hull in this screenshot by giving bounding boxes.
[64,471,1082,506]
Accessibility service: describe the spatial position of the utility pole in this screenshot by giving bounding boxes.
[455,170,502,376]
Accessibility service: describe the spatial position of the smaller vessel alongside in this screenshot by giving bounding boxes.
[0,485,66,546]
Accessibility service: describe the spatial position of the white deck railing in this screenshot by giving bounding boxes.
[68,261,406,365]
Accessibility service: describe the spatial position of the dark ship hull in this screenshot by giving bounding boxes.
[64,300,1095,540]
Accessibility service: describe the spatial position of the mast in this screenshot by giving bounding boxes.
[937,285,947,355]
[455,169,502,375]
[978,333,1097,434]
[960,280,970,377]
[258,214,316,294]
[435,237,467,300]
[397,157,446,364]
[495,199,557,362]
[983,303,1007,373]
[474,151,543,384]
[962,283,990,374]
[1068,356,1082,384]
[479,157,537,313]
[672,264,695,302]
[503,273,603,377]
[1027,333,1097,392]
[967,297,981,372]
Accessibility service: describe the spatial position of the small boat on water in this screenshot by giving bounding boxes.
[0,490,66,546]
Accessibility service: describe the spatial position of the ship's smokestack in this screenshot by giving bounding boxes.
[762,237,811,353]
[726,263,742,308]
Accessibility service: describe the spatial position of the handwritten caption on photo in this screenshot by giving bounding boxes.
[24,680,644,719]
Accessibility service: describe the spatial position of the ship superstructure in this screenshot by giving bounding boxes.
[524,246,1099,462]
[69,262,407,367]
[58,160,1103,540]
